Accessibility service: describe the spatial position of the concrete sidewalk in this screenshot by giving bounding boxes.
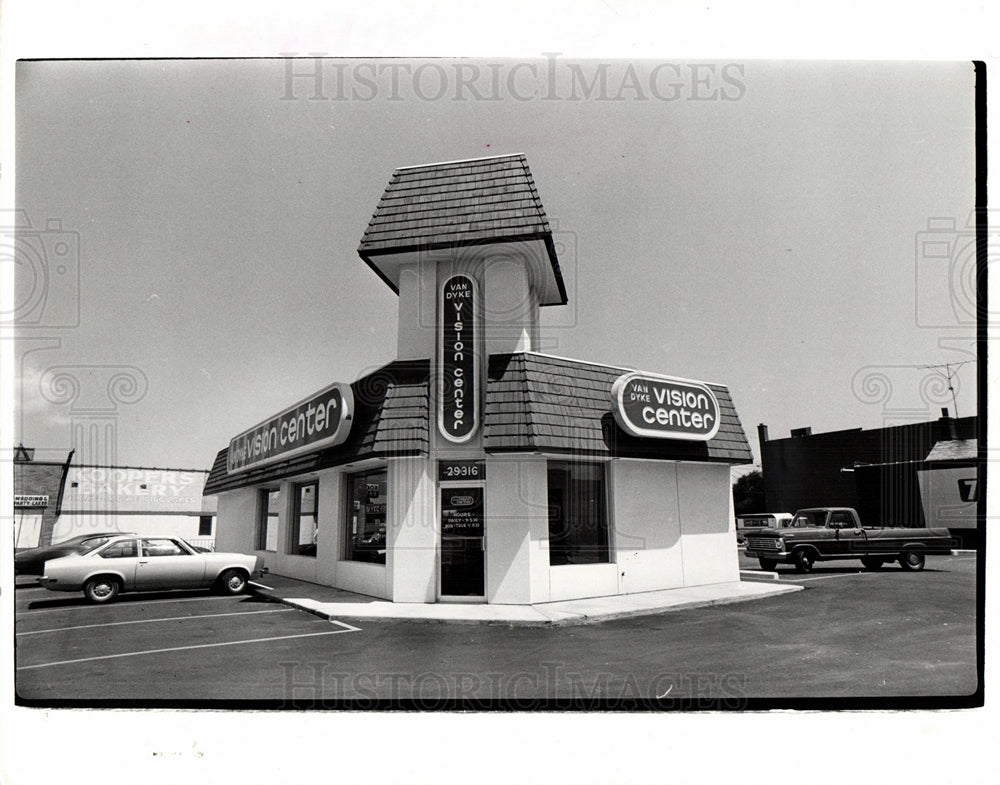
[249,573,801,626]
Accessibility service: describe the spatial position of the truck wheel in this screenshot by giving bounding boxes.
[861,557,884,570]
[899,551,925,571]
[793,549,815,573]
[758,558,778,571]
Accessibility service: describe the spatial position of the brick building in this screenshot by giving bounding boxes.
[758,412,981,545]
[13,445,74,549]
[12,445,218,549]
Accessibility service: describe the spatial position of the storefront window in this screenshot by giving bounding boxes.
[345,469,387,564]
[256,488,280,551]
[547,461,610,566]
[290,481,319,556]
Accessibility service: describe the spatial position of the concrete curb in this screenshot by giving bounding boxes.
[249,582,803,627]
[739,568,780,581]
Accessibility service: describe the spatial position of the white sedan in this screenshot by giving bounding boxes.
[39,535,266,603]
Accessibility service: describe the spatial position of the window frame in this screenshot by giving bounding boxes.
[256,487,281,552]
[343,467,388,565]
[288,480,320,557]
[140,537,193,557]
[97,539,138,559]
[546,459,612,567]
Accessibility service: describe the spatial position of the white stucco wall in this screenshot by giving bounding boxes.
[538,459,739,602]
[396,260,437,361]
[213,455,740,604]
[483,255,538,357]
[612,460,686,594]
[215,488,257,553]
[315,467,345,587]
[51,514,213,544]
[485,455,550,604]
[676,462,740,585]
[387,457,437,602]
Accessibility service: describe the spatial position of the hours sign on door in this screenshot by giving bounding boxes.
[439,274,479,442]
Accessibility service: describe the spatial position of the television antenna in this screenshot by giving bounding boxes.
[920,361,972,418]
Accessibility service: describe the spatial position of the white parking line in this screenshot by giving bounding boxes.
[783,572,872,583]
[16,607,296,636]
[16,593,246,616]
[16,624,362,671]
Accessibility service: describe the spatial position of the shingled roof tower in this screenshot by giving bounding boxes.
[358,153,566,364]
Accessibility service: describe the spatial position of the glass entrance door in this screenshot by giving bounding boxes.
[439,485,485,598]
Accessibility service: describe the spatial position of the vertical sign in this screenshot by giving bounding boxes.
[439,274,479,442]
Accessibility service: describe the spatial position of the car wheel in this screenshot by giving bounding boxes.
[217,568,249,595]
[899,551,925,571]
[861,557,884,570]
[793,549,815,573]
[758,558,778,571]
[84,576,121,604]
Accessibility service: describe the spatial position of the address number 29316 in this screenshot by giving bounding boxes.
[439,461,485,481]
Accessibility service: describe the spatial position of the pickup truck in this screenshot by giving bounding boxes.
[743,507,954,573]
[735,512,792,545]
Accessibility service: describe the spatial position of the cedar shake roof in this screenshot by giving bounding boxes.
[204,354,753,495]
[203,360,429,494]
[484,353,754,464]
[358,153,567,305]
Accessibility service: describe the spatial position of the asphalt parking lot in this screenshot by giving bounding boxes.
[14,551,979,707]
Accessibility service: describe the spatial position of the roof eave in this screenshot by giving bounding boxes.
[357,232,568,306]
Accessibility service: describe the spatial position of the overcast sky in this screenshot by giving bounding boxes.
[13,58,977,468]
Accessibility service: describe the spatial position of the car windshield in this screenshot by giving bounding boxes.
[791,511,827,528]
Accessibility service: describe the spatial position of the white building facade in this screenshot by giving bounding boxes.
[205,154,752,604]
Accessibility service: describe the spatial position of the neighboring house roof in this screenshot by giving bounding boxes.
[203,360,430,494]
[485,353,752,463]
[358,153,567,305]
[925,438,978,462]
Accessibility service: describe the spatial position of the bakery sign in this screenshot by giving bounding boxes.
[611,372,721,441]
[439,274,479,443]
[14,495,49,508]
[227,382,354,474]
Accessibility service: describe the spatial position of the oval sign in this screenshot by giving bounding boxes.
[611,372,721,441]
[439,274,479,443]
[227,382,354,474]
